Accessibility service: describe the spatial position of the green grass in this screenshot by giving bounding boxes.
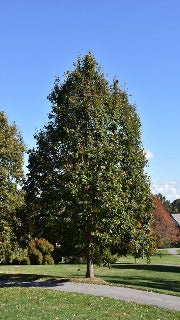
[0,287,179,320]
[0,252,179,319]
[0,261,179,296]
[97,264,180,296]
[0,250,179,297]
[117,249,180,265]
[176,249,180,255]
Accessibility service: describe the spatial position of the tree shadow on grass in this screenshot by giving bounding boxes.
[0,273,50,281]
[112,263,180,273]
[100,264,180,294]
[102,275,180,294]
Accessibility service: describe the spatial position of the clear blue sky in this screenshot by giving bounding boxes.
[1,0,180,201]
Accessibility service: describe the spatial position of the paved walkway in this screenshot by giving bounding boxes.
[0,279,180,311]
[168,247,180,258]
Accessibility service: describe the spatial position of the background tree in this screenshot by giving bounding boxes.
[171,199,180,212]
[0,112,26,261]
[0,220,16,264]
[155,193,173,212]
[26,53,154,277]
[0,112,25,220]
[151,195,179,248]
[156,193,180,213]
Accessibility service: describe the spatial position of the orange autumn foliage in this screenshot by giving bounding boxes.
[151,196,179,248]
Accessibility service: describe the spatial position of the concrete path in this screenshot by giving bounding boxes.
[168,247,180,258]
[0,279,180,311]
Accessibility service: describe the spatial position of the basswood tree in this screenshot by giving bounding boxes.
[26,53,153,277]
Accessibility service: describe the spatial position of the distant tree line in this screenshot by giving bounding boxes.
[156,193,180,212]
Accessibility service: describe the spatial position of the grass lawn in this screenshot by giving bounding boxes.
[0,259,179,296]
[117,249,180,265]
[0,287,179,320]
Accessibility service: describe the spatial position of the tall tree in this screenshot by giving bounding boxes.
[0,112,25,222]
[26,53,153,277]
[0,112,25,259]
[151,196,179,247]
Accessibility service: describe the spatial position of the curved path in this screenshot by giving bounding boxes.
[0,279,180,311]
[168,247,180,258]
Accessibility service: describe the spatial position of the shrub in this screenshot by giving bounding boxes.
[36,238,54,255]
[12,247,29,265]
[43,255,54,265]
[27,238,54,265]
[21,256,30,265]
[29,247,43,265]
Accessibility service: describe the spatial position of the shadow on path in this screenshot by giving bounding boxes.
[0,273,70,288]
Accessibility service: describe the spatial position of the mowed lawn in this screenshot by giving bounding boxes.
[0,251,179,296]
[0,251,179,320]
[0,287,179,320]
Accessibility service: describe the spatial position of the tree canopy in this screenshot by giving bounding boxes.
[171,199,180,212]
[151,195,179,247]
[26,53,154,277]
[0,112,25,221]
[0,111,25,262]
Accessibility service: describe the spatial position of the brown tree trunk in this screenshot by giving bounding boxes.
[86,236,94,278]
[86,257,94,278]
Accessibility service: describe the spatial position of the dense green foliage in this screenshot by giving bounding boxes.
[0,112,26,263]
[0,220,19,264]
[171,198,180,212]
[26,53,154,276]
[0,112,25,220]
[28,238,54,265]
[0,219,29,265]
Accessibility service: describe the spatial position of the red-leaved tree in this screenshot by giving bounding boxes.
[151,196,179,248]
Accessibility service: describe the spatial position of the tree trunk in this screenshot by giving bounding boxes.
[86,257,94,278]
[86,238,94,278]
